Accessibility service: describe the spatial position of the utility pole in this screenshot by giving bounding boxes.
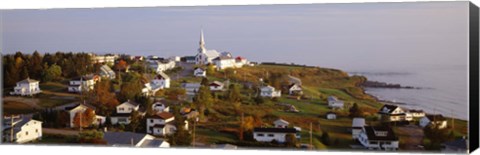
[309,122,313,150]
[10,115,14,143]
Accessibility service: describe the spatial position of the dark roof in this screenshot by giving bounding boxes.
[104,132,148,146]
[442,138,467,150]
[326,111,337,115]
[363,126,398,141]
[149,112,174,120]
[426,114,447,121]
[253,127,297,133]
[110,112,132,117]
[378,104,400,114]
[408,109,424,113]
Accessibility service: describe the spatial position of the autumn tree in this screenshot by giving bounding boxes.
[239,115,255,141]
[285,133,298,148]
[349,103,362,118]
[92,80,119,115]
[114,60,128,71]
[73,108,96,128]
[128,110,142,132]
[225,84,242,103]
[321,131,330,146]
[28,51,43,80]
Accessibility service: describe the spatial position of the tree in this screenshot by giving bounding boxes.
[239,116,255,140]
[55,111,70,128]
[226,84,242,103]
[72,108,96,128]
[128,110,142,132]
[78,130,107,144]
[92,80,119,115]
[349,103,362,118]
[114,60,128,71]
[206,64,215,76]
[118,72,143,102]
[193,85,213,119]
[42,63,62,82]
[167,110,192,146]
[164,88,186,101]
[285,133,298,148]
[200,77,209,86]
[29,51,43,80]
[321,131,330,146]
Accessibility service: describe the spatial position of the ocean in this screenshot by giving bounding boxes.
[349,64,469,120]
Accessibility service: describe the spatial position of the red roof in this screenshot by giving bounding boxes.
[235,56,245,60]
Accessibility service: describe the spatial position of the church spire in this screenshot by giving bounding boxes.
[198,29,206,53]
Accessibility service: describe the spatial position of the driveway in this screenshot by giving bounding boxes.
[43,128,79,136]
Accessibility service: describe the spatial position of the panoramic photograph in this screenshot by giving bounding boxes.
[0,1,471,154]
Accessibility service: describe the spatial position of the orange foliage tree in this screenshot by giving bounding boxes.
[73,108,96,128]
[93,80,120,114]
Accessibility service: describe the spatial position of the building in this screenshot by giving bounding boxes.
[195,29,220,65]
[212,53,250,70]
[99,65,116,79]
[142,72,170,97]
[169,56,181,62]
[146,112,188,136]
[10,78,41,96]
[2,116,42,143]
[209,81,225,91]
[352,117,366,140]
[419,114,448,129]
[273,119,289,128]
[68,74,100,93]
[287,75,302,86]
[287,83,303,95]
[441,137,468,153]
[182,83,201,96]
[326,112,337,120]
[193,67,207,77]
[357,126,399,151]
[91,54,116,64]
[327,96,344,109]
[377,105,410,122]
[148,60,176,74]
[152,102,170,113]
[65,103,104,128]
[407,109,426,118]
[253,127,298,143]
[180,107,200,120]
[183,56,196,63]
[110,100,141,125]
[103,131,170,148]
[260,85,281,98]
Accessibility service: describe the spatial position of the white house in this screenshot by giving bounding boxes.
[326,112,337,120]
[260,85,281,98]
[99,65,116,79]
[357,126,399,151]
[148,60,176,74]
[152,102,170,113]
[10,78,41,96]
[419,114,448,129]
[327,96,344,109]
[91,54,116,64]
[195,30,220,65]
[169,56,181,62]
[377,105,410,122]
[65,103,104,128]
[193,67,207,77]
[253,127,298,143]
[2,116,42,143]
[273,119,289,128]
[352,117,366,140]
[182,83,201,96]
[142,72,170,97]
[212,54,249,70]
[287,83,303,95]
[103,131,170,148]
[209,81,225,91]
[146,112,188,136]
[68,74,100,93]
[110,100,141,125]
[407,109,426,118]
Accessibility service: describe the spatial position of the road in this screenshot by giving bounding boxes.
[43,128,79,136]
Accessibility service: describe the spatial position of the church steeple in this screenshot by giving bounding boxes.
[198,29,206,53]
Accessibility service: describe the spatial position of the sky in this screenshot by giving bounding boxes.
[1,1,469,71]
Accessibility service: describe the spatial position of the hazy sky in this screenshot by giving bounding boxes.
[1,1,469,71]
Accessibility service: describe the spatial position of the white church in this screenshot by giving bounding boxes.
[194,30,251,70]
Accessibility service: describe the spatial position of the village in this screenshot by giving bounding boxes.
[1,30,469,153]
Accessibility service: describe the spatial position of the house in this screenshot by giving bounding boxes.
[377,105,410,122]
[287,75,302,86]
[326,112,337,120]
[146,112,188,136]
[68,74,100,93]
[91,54,116,64]
[142,72,170,97]
[183,56,196,63]
[99,65,116,79]
[130,56,144,61]
[407,109,426,118]
[169,56,181,62]
[195,30,220,65]
[103,131,170,148]
[327,96,344,109]
[253,127,298,143]
[357,126,399,151]
[212,54,248,70]
[260,85,281,98]
[441,137,468,153]
[110,100,140,125]
[10,78,41,96]
[419,114,448,129]
[182,83,201,96]
[352,117,366,140]
[152,102,170,113]
[148,60,176,74]
[65,103,104,127]
[180,107,200,119]
[193,67,207,77]
[2,116,42,143]
[273,119,289,128]
[209,81,224,91]
[287,83,303,95]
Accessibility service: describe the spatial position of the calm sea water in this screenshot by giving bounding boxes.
[349,64,468,120]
